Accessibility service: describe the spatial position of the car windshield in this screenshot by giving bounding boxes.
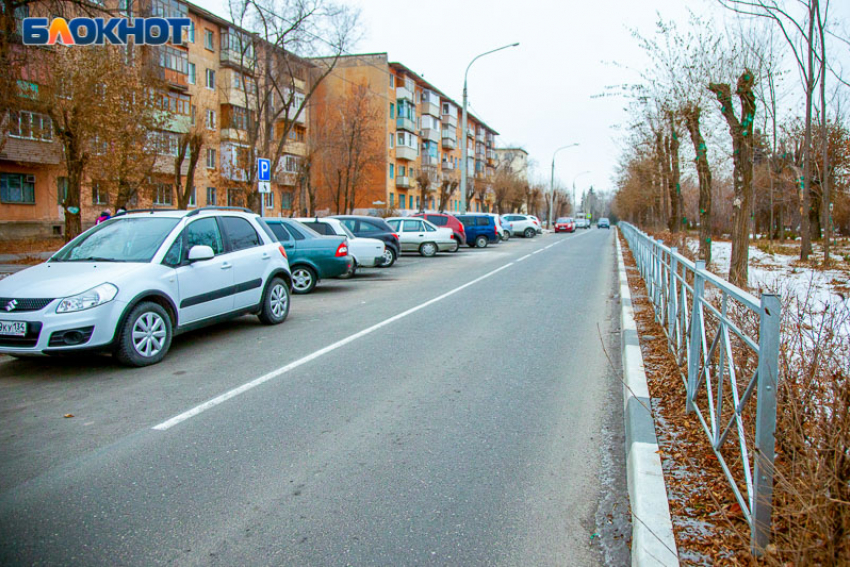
[557,218,571,223]
[51,217,180,263]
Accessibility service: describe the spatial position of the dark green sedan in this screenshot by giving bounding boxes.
[263,219,352,294]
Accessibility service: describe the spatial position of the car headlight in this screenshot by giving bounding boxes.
[56,283,119,314]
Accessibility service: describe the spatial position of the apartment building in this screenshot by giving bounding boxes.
[309,54,500,215]
[0,0,310,239]
[495,148,529,181]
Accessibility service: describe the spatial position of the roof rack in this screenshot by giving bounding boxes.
[117,208,181,215]
[186,206,254,217]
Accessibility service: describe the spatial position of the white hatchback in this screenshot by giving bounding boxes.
[0,209,292,366]
[385,217,456,256]
[294,217,385,274]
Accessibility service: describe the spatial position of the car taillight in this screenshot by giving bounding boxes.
[335,243,348,257]
[393,233,400,241]
[278,245,287,259]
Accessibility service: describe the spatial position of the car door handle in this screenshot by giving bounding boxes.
[261,252,270,260]
[221,262,232,270]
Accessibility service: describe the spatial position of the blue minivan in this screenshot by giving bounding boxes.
[455,214,501,248]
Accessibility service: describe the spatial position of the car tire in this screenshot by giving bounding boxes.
[503,231,510,241]
[114,301,172,367]
[258,277,290,325]
[523,228,535,238]
[475,235,488,248]
[419,242,437,257]
[291,266,318,294]
[379,247,396,268]
[339,258,357,279]
[450,239,460,253]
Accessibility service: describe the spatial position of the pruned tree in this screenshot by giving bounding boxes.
[174,130,205,210]
[709,69,757,287]
[437,170,459,213]
[415,168,436,213]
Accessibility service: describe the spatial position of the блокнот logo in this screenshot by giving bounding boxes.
[22,17,191,46]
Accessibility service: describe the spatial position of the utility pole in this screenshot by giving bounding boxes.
[548,144,579,228]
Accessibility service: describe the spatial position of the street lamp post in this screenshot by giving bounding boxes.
[572,170,590,217]
[460,42,519,214]
[548,143,579,229]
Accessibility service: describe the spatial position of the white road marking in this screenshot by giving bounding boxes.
[516,254,532,262]
[532,249,544,255]
[153,262,515,431]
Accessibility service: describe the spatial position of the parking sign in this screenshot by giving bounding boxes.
[257,158,271,182]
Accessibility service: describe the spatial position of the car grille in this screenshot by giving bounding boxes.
[0,298,55,313]
[0,322,42,348]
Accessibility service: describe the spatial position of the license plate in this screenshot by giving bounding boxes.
[0,321,26,337]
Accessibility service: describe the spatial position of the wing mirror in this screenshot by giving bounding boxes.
[187,245,214,262]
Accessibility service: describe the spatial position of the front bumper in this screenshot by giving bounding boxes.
[0,299,127,355]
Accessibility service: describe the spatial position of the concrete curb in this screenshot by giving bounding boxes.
[616,230,679,567]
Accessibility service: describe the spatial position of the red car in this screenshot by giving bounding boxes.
[411,213,466,251]
[554,217,576,233]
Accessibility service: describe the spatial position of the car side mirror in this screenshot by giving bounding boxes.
[188,245,214,262]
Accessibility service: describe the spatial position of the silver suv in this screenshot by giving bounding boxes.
[0,208,292,366]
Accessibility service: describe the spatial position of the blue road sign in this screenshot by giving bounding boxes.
[257,158,271,182]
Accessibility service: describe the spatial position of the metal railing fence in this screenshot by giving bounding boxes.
[619,222,781,556]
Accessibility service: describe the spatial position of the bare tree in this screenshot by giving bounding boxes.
[437,170,459,213]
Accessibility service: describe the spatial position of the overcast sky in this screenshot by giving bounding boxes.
[196,0,849,203]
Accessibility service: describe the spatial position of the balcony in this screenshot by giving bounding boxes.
[467,128,474,138]
[286,105,307,125]
[441,160,455,170]
[275,171,297,186]
[486,135,495,148]
[442,113,457,128]
[421,155,438,168]
[396,116,415,132]
[420,128,439,143]
[164,114,192,134]
[441,135,456,150]
[395,146,417,161]
[487,149,497,162]
[420,100,440,117]
[396,176,411,188]
[476,131,485,143]
[396,85,413,102]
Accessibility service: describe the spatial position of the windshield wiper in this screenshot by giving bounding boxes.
[65,256,128,262]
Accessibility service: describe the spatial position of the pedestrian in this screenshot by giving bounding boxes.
[96,210,111,224]
[115,207,127,216]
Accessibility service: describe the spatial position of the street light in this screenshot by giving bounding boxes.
[548,143,579,229]
[572,170,590,216]
[460,42,520,214]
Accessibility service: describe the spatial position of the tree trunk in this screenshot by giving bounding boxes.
[709,70,756,288]
[684,105,712,265]
[667,115,682,234]
[63,133,86,242]
[800,0,817,260]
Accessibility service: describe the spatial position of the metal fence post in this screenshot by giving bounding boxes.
[686,260,706,414]
[751,294,781,555]
[668,247,678,334]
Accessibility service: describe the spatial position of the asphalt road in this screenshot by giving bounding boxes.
[0,228,629,566]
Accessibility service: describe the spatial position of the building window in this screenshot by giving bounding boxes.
[151,0,187,19]
[190,104,196,125]
[229,105,250,130]
[154,184,172,206]
[206,148,216,169]
[8,111,52,142]
[263,191,274,209]
[389,75,394,88]
[154,131,180,156]
[205,68,215,89]
[206,109,216,130]
[227,188,243,207]
[158,45,188,75]
[0,173,35,204]
[389,193,394,208]
[160,92,191,116]
[389,102,394,119]
[389,134,394,149]
[187,186,196,207]
[57,176,68,205]
[188,20,195,42]
[206,186,216,206]
[389,164,394,179]
[281,191,293,209]
[204,29,214,50]
[92,182,108,205]
[399,194,405,209]
[188,62,196,85]
[284,155,298,172]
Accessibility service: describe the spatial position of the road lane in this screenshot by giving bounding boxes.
[0,229,627,565]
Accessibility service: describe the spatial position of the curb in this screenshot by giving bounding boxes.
[616,230,679,567]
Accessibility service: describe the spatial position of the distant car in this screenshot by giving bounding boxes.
[0,208,292,366]
[575,217,590,229]
[295,217,386,276]
[385,217,456,256]
[411,213,465,251]
[330,215,401,268]
[264,218,351,294]
[555,217,575,233]
[502,214,538,238]
[455,213,500,248]
[499,215,514,240]
[598,217,610,229]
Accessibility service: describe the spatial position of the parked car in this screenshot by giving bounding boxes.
[0,208,292,367]
[499,215,514,240]
[528,215,544,234]
[554,217,576,233]
[598,217,611,229]
[488,214,509,242]
[502,214,538,238]
[411,213,465,251]
[295,217,386,276]
[385,217,456,256]
[455,213,501,248]
[263,218,351,294]
[330,215,401,268]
